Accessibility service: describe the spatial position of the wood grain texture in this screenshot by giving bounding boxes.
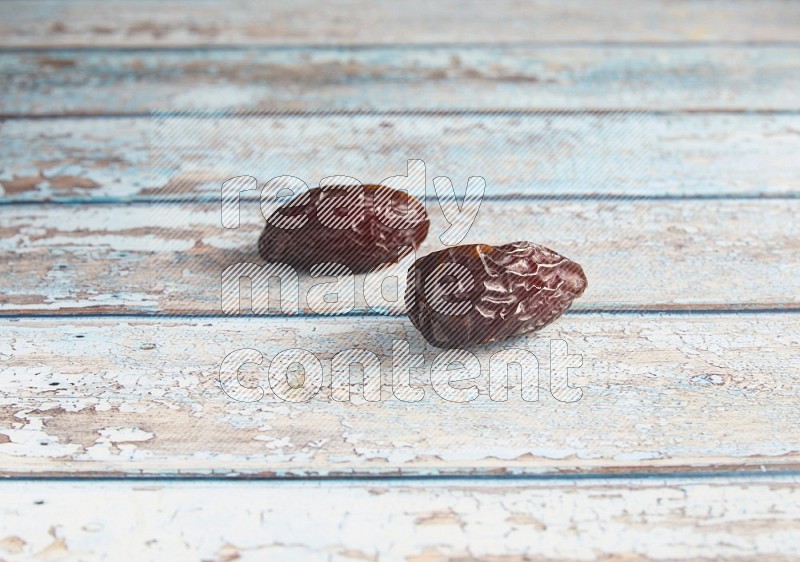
[1,313,799,476]
[1,0,799,47]
[3,46,800,115]
[2,477,800,561]
[3,1,798,558]
[3,113,800,202]
[2,199,798,315]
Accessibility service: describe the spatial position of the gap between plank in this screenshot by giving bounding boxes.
[1,467,799,483]
[3,108,800,120]
[3,194,800,207]
[1,307,799,321]
[3,40,800,53]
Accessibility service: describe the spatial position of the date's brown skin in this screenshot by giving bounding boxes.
[406,241,588,348]
[259,184,429,273]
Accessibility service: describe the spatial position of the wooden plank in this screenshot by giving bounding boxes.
[3,113,800,202]
[2,477,800,560]
[1,313,799,476]
[1,0,799,47]
[3,46,800,115]
[2,199,798,315]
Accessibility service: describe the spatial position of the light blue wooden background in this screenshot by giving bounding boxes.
[1,1,800,560]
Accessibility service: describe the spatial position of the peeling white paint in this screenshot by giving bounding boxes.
[1,477,800,561]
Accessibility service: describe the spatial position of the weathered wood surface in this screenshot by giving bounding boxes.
[3,113,800,202]
[4,46,800,115]
[2,477,800,561]
[1,313,799,476]
[2,0,799,47]
[2,0,798,558]
[2,199,798,315]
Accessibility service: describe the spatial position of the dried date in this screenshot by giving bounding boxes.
[406,241,588,348]
[259,184,429,272]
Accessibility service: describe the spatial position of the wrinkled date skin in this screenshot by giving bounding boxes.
[406,241,588,348]
[259,184,429,272]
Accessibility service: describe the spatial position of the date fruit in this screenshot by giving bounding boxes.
[406,241,587,348]
[259,184,429,272]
